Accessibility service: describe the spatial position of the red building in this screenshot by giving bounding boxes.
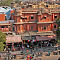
[13,8,59,34]
[0,7,59,47]
[11,8,60,47]
[0,12,14,34]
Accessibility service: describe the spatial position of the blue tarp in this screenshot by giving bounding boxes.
[5,10,11,20]
[0,7,14,20]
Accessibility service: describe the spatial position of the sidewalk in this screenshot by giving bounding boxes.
[42,55,60,60]
[32,55,60,60]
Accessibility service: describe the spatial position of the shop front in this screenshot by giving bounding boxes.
[36,35,56,47]
[21,36,37,48]
[6,35,22,51]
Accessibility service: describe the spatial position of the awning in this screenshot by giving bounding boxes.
[21,36,31,40]
[37,31,55,36]
[6,35,22,43]
[36,35,56,41]
[21,36,36,40]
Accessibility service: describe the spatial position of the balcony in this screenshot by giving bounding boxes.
[0,28,9,32]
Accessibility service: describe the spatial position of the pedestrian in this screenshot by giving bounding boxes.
[27,44,29,48]
[22,45,25,51]
[26,49,29,53]
[30,56,32,60]
[27,55,30,60]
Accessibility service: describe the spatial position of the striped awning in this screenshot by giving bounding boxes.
[36,35,56,41]
[37,31,55,36]
[6,35,22,43]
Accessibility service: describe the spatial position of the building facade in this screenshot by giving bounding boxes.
[0,6,60,49]
[13,8,59,34]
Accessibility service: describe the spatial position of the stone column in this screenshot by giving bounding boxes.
[20,24,24,33]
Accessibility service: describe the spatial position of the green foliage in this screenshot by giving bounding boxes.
[56,18,60,25]
[0,0,13,6]
[0,42,5,51]
[15,0,19,3]
[0,31,6,43]
[0,31,6,51]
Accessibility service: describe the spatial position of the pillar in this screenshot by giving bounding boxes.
[20,24,24,33]
[52,13,55,21]
[51,24,53,31]
[27,24,30,31]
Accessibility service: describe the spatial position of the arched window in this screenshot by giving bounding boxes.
[31,16,34,19]
[54,15,57,18]
[42,26,46,30]
[54,25,56,28]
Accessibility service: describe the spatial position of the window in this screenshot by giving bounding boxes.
[13,27,15,31]
[44,16,46,19]
[21,17,22,19]
[6,26,8,28]
[43,26,46,30]
[46,5,48,7]
[31,26,33,30]
[54,16,57,18]
[31,16,34,19]
[54,25,56,28]
[1,26,4,28]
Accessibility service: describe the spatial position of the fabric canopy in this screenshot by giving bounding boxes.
[22,36,31,40]
[6,35,22,43]
[36,35,56,41]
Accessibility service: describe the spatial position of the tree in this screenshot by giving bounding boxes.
[15,0,20,3]
[0,0,13,6]
[56,18,60,44]
[0,31,6,51]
